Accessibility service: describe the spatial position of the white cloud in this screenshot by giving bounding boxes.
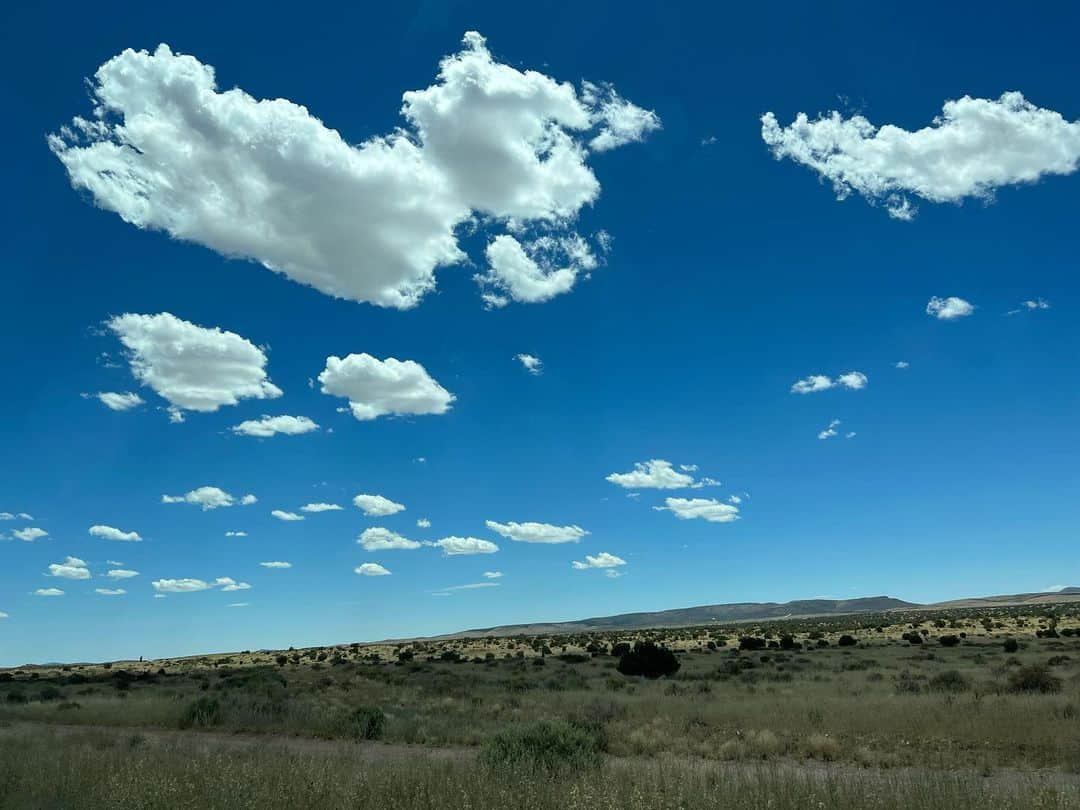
[516,353,543,375]
[355,563,391,577]
[1008,298,1051,315]
[51,34,655,310]
[728,495,743,505]
[95,588,126,596]
[895,361,910,369]
[300,502,343,513]
[482,571,503,579]
[107,569,139,579]
[89,524,142,542]
[845,431,857,439]
[416,518,432,529]
[94,391,145,411]
[818,419,841,440]
[48,557,90,580]
[11,527,48,542]
[0,612,7,619]
[34,588,64,597]
[228,602,250,608]
[260,561,292,569]
[232,415,319,438]
[927,296,975,320]
[358,527,422,551]
[225,531,248,538]
[606,459,695,490]
[433,536,499,556]
[484,520,588,544]
[432,582,500,595]
[152,576,249,593]
[0,513,11,520]
[583,81,662,152]
[152,578,212,593]
[762,92,1080,219]
[319,354,453,421]
[572,551,627,570]
[162,487,256,510]
[271,510,304,522]
[353,493,406,517]
[655,497,740,523]
[106,313,281,418]
[791,372,868,394]
[477,233,595,306]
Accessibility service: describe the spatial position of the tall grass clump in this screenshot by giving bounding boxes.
[481,720,603,772]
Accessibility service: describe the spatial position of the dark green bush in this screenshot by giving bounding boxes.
[481,720,602,772]
[346,706,386,741]
[616,642,680,679]
[178,697,222,729]
[837,635,857,647]
[1008,664,1062,694]
[739,637,766,651]
[928,670,971,693]
[938,635,961,647]
[1003,638,1019,653]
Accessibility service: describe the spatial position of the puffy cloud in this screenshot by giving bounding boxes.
[762,92,1080,219]
[94,391,144,411]
[89,524,142,542]
[485,520,588,544]
[48,557,90,580]
[927,296,975,320]
[11,527,48,542]
[106,313,281,419]
[433,536,499,556]
[358,527,422,551]
[232,415,319,438]
[319,354,453,421]
[225,531,248,537]
[791,372,868,394]
[477,234,595,306]
[355,563,391,577]
[107,569,139,579]
[654,497,740,523]
[162,486,256,510]
[259,561,292,569]
[818,419,841,440]
[35,588,64,597]
[483,571,503,579]
[152,576,249,593]
[300,503,343,513]
[271,510,304,522]
[416,518,432,529]
[572,551,627,570]
[895,361,910,369]
[516,353,543,375]
[95,588,126,596]
[152,578,212,593]
[583,82,662,152]
[0,612,7,619]
[51,34,656,310]
[605,459,695,490]
[353,493,406,517]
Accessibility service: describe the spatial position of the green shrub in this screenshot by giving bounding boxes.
[928,670,971,693]
[1008,664,1062,694]
[837,635,857,647]
[178,697,223,729]
[1003,638,1019,653]
[345,706,386,741]
[616,642,680,679]
[938,635,961,647]
[481,720,602,772]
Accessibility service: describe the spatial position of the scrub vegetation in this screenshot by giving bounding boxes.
[2,602,1079,808]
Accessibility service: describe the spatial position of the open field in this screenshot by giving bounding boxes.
[2,601,1079,807]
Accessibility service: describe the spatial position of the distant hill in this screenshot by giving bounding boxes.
[439,589,1080,639]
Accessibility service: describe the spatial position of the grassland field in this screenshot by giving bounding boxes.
[1,601,1078,808]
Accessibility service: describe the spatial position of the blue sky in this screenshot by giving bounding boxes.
[2,1,1078,665]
